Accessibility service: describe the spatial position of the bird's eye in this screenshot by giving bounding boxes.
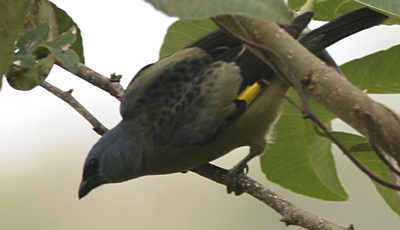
[89,158,100,171]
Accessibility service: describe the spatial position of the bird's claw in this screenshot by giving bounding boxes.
[226,163,249,195]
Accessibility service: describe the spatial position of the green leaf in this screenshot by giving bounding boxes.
[0,0,32,89]
[51,2,85,63]
[46,27,79,73]
[352,0,400,17]
[160,18,218,58]
[145,0,292,25]
[47,26,77,48]
[289,0,400,24]
[7,48,55,90]
[337,1,400,25]
[47,47,79,74]
[16,24,51,54]
[260,90,348,200]
[6,24,56,91]
[22,0,59,40]
[7,23,80,90]
[4,0,59,91]
[341,45,400,93]
[333,132,400,217]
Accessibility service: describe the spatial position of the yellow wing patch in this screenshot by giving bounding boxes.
[236,82,263,106]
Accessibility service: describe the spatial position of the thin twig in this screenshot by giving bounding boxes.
[192,164,352,230]
[56,60,125,101]
[309,112,400,190]
[40,81,109,135]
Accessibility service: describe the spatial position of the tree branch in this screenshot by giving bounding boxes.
[40,81,108,135]
[192,164,352,230]
[56,60,125,101]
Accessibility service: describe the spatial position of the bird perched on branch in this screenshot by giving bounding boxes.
[79,8,387,198]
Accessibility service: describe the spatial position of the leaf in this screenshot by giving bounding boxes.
[46,27,80,73]
[0,0,32,89]
[145,0,292,25]
[160,18,218,58]
[341,45,400,93]
[260,90,348,201]
[337,1,400,25]
[6,24,56,91]
[22,0,59,40]
[4,0,59,91]
[47,26,76,48]
[353,0,400,17]
[16,23,51,54]
[48,47,79,74]
[333,132,400,217]
[5,0,82,89]
[7,47,55,90]
[288,0,400,24]
[51,2,85,63]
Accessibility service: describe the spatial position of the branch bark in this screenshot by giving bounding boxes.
[40,81,108,135]
[56,60,125,101]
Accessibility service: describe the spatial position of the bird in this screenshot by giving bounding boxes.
[79,8,387,199]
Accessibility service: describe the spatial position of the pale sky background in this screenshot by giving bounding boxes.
[1,1,400,229]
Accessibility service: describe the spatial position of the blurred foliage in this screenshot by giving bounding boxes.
[51,2,85,63]
[6,0,57,90]
[0,0,32,89]
[1,0,83,91]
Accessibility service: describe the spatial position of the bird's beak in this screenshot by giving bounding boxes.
[78,177,100,199]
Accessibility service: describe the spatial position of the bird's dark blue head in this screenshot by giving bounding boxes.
[79,120,145,198]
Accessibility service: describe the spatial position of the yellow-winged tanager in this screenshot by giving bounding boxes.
[79,8,387,198]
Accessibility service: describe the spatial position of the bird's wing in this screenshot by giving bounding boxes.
[121,47,242,147]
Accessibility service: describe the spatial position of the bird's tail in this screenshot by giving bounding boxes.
[300,8,388,53]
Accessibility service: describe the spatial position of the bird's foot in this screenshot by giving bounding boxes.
[226,152,258,195]
[226,163,249,195]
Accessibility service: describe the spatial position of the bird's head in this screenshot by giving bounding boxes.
[78,120,145,199]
